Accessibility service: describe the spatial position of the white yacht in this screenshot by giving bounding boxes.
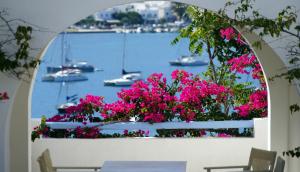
[47,61,95,73]
[169,55,208,66]
[57,102,76,114]
[104,33,142,87]
[42,69,88,82]
[104,73,142,86]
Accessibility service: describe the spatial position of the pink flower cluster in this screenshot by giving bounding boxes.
[48,69,267,124]
[220,27,265,86]
[33,126,49,135]
[227,53,265,88]
[217,133,232,137]
[176,78,232,121]
[123,129,150,137]
[102,70,234,123]
[220,27,245,45]
[46,114,68,122]
[228,54,256,74]
[252,63,265,87]
[103,73,177,123]
[171,69,190,82]
[220,27,235,40]
[0,92,9,101]
[74,126,100,138]
[66,95,104,121]
[235,90,268,117]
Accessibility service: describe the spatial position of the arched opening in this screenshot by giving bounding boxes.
[4,1,294,172]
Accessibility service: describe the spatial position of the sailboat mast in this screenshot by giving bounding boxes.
[122,32,126,73]
[61,32,66,66]
[66,82,69,102]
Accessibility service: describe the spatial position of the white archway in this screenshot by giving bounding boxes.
[0,0,299,172]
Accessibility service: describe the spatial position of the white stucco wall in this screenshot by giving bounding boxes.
[0,0,299,172]
[31,119,268,172]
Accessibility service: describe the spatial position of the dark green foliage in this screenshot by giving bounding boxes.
[75,15,99,27]
[222,0,300,158]
[172,6,254,116]
[112,11,144,25]
[171,2,189,21]
[0,13,40,79]
[283,147,300,158]
[156,128,253,138]
[289,104,300,114]
[219,1,300,116]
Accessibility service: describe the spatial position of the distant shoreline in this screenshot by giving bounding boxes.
[66,29,116,33]
[65,28,179,34]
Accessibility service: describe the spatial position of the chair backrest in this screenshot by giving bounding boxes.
[37,149,55,172]
[274,156,285,172]
[247,148,277,171]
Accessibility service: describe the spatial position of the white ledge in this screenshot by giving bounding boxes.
[46,120,254,130]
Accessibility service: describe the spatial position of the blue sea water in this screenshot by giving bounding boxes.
[31,32,258,118]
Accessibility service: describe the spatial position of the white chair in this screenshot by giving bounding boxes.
[204,147,277,172]
[37,149,101,172]
[274,156,285,172]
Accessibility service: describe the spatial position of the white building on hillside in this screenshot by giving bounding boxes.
[95,1,175,22]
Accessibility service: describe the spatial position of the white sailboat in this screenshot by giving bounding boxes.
[42,33,88,82]
[42,69,88,82]
[46,32,96,73]
[47,59,95,73]
[169,55,208,66]
[104,33,142,86]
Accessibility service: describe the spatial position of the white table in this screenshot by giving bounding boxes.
[101,161,187,172]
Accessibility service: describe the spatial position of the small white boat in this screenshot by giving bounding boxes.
[169,55,208,66]
[57,102,76,114]
[104,73,142,86]
[47,60,95,73]
[154,27,162,33]
[42,69,88,82]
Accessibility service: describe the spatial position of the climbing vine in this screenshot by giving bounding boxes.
[218,0,299,158]
[0,10,40,79]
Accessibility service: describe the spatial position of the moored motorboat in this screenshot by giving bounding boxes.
[104,73,142,86]
[42,69,88,82]
[57,102,76,114]
[47,61,95,73]
[169,55,208,66]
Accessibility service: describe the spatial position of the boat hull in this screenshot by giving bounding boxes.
[103,80,134,86]
[169,61,208,66]
[47,66,94,73]
[42,75,88,82]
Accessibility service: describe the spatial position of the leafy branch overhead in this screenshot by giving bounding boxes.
[229,1,299,80]
[283,147,300,158]
[0,10,40,79]
[215,0,300,114]
[220,0,300,158]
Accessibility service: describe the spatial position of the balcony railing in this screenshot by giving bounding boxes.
[46,120,254,137]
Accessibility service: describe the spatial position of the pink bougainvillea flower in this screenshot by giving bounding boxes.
[235,90,267,117]
[0,92,9,101]
[249,90,268,110]
[252,63,263,80]
[145,130,150,137]
[75,126,100,138]
[123,129,129,135]
[46,114,68,122]
[218,133,232,137]
[234,104,251,117]
[143,113,165,123]
[220,27,235,40]
[237,33,246,45]
[171,69,190,82]
[228,54,252,74]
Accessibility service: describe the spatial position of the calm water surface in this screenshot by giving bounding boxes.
[31,32,257,118]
